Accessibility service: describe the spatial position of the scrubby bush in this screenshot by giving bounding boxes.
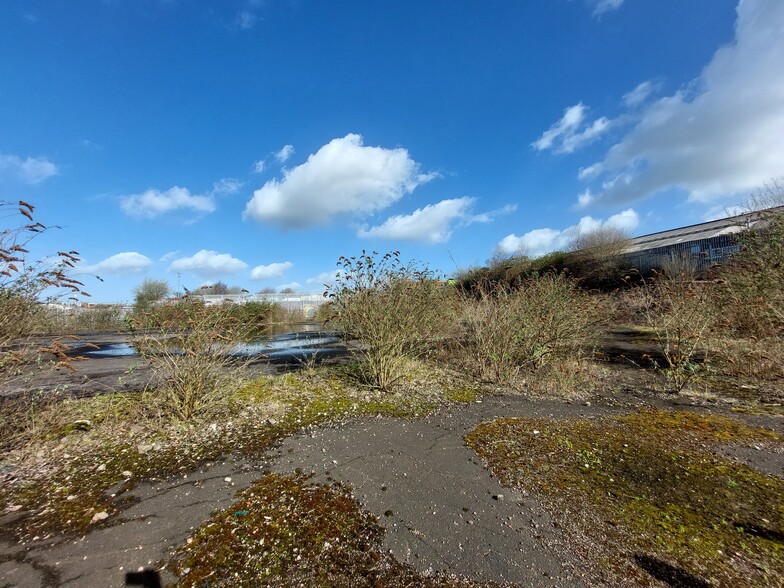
[132,301,252,421]
[134,298,278,338]
[716,206,784,338]
[567,226,632,289]
[327,251,454,390]
[639,273,715,393]
[453,273,598,386]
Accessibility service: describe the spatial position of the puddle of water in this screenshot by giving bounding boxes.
[73,331,346,364]
[79,343,137,358]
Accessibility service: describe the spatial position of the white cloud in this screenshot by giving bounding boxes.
[580,0,784,207]
[250,261,293,280]
[159,251,180,263]
[211,178,242,195]
[83,252,152,275]
[533,104,586,151]
[120,186,215,219]
[622,80,658,108]
[244,134,436,228]
[0,154,58,184]
[496,209,639,258]
[306,270,344,286]
[358,197,477,244]
[577,189,595,208]
[606,208,640,231]
[168,250,247,279]
[275,144,295,163]
[593,0,624,16]
[532,104,612,154]
[253,160,266,174]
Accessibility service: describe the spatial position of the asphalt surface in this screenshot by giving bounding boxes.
[0,396,618,588]
[2,390,780,587]
[270,395,617,587]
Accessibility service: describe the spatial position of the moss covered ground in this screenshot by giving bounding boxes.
[0,364,480,543]
[466,409,784,587]
[165,473,491,587]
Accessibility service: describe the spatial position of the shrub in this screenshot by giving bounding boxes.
[327,251,454,390]
[716,206,784,337]
[132,301,251,421]
[453,273,597,385]
[639,274,715,393]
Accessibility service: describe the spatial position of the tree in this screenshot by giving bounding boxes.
[133,279,169,313]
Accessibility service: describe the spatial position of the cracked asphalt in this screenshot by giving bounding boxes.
[0,395,620,587]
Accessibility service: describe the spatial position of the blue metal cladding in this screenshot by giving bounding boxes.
[622,234,740,274]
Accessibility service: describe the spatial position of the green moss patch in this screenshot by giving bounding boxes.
[466,409,784,587]
[0,366,463,542]
[165,474,487,587]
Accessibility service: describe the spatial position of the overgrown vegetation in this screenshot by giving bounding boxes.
[1,201,89,372]
[0,363,472,542]
[3,190,784,585]
[451,274,598,387]
[131,300,253,421]
[467,409,784,587]
[327,251,454,390]
[638,272,716,392]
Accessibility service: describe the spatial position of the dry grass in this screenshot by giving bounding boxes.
[450,274,599,388]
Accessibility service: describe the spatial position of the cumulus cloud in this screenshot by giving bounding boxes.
[159,251,180,263]
[532,104,612,154]
[253,160,266,174]
[120,186,215,219]
[83,252,152,275]
[168,250,247,279]
[358,197,478,244]
[244,134,437,228]
[275,144,295,163]
[579,0,784,207]
[250,261,293,280]
[0,154,58,184]
[496,209,639,258]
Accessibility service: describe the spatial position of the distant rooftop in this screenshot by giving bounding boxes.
[625,206,784,253]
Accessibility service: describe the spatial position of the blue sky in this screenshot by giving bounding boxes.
[2,0,783,303]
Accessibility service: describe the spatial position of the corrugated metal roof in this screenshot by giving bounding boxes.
[623,206,783,253]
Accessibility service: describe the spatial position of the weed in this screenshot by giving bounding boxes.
[131,301,252,421]
[639,275,715,393]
